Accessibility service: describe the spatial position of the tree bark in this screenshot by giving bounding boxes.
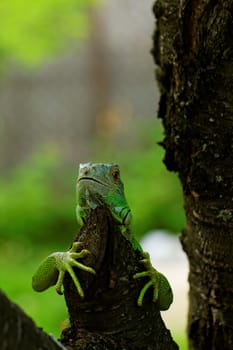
[153,0,233,349]
[60,207,178,350]
[0,290,65,350]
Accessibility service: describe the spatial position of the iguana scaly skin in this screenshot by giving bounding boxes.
[32,163,173,310]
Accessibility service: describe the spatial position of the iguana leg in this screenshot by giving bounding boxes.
[54,242,96,298]
[32,242,96,299]
[133,252,173,310]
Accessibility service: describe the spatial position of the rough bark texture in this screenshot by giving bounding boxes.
[60,207,178,350]
[0,290,65,350]
[153,0,233,349]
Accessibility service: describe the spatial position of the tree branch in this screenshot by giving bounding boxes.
[0,290,65,350]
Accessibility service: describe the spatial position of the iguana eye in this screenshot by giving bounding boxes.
[111,168,120,180]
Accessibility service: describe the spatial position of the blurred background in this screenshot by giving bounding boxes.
[0,0,188,348]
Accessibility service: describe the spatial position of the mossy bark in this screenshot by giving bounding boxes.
[60,207,178,350]
[153,0,233,349]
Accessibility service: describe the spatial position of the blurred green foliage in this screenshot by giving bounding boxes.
[93,122,185,238]
[0,0,99,67]
[0,122,186,344]
[0,124,185,244]
[174,333,188,350]
[0,147,78,244]
[0,240,67,338]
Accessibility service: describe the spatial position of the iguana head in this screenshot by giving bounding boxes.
[76,163,132,226]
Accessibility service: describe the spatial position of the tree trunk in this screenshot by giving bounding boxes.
[0,290,65,350]
[152,0,233,349]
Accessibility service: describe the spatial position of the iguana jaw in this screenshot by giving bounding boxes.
[78,176,108,188]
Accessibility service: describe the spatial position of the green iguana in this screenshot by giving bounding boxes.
[32,163,173,310]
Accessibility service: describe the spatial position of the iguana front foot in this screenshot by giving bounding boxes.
[32,242,96,299]
[133,252,173,310]
[54,242,96,298]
